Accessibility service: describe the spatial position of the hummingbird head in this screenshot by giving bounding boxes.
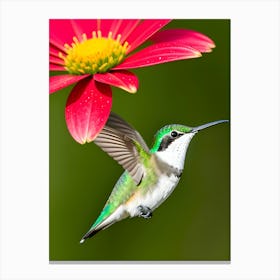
[151,120,228,171]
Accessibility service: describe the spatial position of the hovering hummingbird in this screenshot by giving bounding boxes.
[80,112,228,243]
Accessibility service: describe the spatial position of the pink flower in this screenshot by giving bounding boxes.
[50,19,215,144]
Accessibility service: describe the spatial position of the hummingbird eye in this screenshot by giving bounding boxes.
[171,131,178,138]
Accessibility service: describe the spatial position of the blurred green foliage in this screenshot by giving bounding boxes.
[50,19,230,261]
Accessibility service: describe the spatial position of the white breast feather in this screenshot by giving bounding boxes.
[125,133,197,217]
[155,133,196,170]
[125,174,180,217]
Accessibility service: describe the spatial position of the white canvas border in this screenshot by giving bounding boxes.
[0,0,279,279]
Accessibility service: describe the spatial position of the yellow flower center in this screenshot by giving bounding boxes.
[59,31,129,75]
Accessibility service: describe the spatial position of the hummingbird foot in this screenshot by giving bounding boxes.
[137,205,153,219]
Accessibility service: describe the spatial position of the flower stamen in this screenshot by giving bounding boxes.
[61,30,130,75]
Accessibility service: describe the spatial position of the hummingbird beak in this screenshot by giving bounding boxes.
[191,120,229,133]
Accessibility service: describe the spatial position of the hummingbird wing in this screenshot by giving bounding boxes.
[94,112,151,186]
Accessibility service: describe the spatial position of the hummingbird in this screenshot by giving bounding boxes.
[80,112,228,243]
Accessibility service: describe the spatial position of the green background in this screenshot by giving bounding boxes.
[50,19,230,261]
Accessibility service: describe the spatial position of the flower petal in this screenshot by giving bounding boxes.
[50,43,66,58]
[50,49,61,58]
[49,56,64,66]
[65,78,112,144]
[50,19,98,50]
[70,19,98,40]
[114,42,202,70]
[151,29,215,52]
[50,20,75,50]
[50,63,66,71]
[109,19,141,43]
[94,71,138,94]
[49,74,90,94]
[98,19,120,37]
[125,19,171,54]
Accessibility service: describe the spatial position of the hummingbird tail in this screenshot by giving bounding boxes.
[79,227,102,243]
[79,221,114,243]
[80,205,129,243]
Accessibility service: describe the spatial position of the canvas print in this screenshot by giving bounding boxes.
[50,19,230,261]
